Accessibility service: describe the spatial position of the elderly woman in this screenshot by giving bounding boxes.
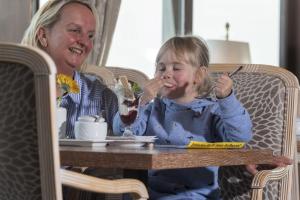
[22,1,119,199]
[22,0,118,138]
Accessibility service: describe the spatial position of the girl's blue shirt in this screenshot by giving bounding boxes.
[113,92,252,199]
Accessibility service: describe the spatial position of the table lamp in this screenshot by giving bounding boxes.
[206,23,251,64]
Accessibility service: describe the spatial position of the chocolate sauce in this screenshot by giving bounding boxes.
[120,110,137,125]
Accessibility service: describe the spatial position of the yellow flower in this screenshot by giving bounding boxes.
[56,74,79,106]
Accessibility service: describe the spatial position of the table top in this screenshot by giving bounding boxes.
[60,145,275,170]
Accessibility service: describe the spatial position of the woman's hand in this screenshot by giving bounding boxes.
[139,77,165,106]
[215,73,233,99]
[245,156,293,175]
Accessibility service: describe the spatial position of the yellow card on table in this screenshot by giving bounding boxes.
[187,141,245,149]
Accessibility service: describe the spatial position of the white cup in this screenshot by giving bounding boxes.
[74,119,107,140]
[56,107,67,139]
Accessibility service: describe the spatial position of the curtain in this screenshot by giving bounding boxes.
[170,0,192,36]
[86,0,121,66]
[280,0,300,81]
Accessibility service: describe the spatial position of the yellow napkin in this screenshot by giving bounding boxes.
[187,141,245,149]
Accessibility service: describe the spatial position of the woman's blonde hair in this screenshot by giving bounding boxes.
[21,0,99,49]
[156,36,212,96]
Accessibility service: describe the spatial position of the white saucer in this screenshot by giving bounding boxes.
[106,136,157,142]
[108,140,149,148]
[106,136,156,148]
[59,139,110,147]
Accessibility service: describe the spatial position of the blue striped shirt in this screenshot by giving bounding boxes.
[60,71,118,139]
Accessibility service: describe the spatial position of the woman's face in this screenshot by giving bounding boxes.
[40,3,96,75]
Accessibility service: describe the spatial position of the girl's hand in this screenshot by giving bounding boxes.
[139,77,165,106]
[214,73,233,99]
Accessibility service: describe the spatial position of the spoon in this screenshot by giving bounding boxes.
[196,65,243,99]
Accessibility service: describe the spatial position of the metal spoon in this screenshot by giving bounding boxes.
[196,65,243,99]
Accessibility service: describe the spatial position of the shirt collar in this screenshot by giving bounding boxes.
[161,97,215,112]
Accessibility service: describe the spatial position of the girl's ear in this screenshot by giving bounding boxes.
[194,66,207,85]
[37,27,48,48]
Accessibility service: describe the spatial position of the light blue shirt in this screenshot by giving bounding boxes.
[113,92,252,199]
[61,71,118,139]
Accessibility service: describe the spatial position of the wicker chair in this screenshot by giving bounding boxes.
[81,65,149,95]
[80,64,116,89]
[209,64,299,200]
[0,43,148,200]
[106,66,149,89]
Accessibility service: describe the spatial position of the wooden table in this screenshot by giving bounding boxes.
[60,145,275,170]
[60,145,276,186]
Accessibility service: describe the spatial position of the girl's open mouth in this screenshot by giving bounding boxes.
[164,82,175,88]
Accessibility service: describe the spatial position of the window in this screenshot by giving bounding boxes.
[107,0,163,78]
[193,0,280,65]
[39,0,280,72]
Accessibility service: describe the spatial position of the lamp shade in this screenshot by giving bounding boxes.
[206,39,251,64]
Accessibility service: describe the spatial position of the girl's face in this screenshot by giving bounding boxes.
[155,49,200,104]
[38,3,96,76]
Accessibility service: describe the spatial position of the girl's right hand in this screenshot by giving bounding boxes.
[139,77,165,106]
[215,73,233,98]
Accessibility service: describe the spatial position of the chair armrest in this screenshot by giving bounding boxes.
[60,169,149,200]
[250,166,292,200]
[251,166,290,189]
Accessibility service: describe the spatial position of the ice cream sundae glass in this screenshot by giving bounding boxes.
[114,76,139,136]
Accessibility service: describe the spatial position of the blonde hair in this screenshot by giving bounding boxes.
[21,0,99,49]
[156,36,212,96]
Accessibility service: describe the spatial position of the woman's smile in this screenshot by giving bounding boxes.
[69,46,84,55]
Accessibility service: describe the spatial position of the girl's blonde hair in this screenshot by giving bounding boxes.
[156,36,212,96]
[21,0,99,49]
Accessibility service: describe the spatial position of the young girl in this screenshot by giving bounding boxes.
[113,36,252,200]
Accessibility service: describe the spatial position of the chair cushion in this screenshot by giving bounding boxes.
[0,62,41,200]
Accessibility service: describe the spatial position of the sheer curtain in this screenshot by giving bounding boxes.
[86,0,121,66]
